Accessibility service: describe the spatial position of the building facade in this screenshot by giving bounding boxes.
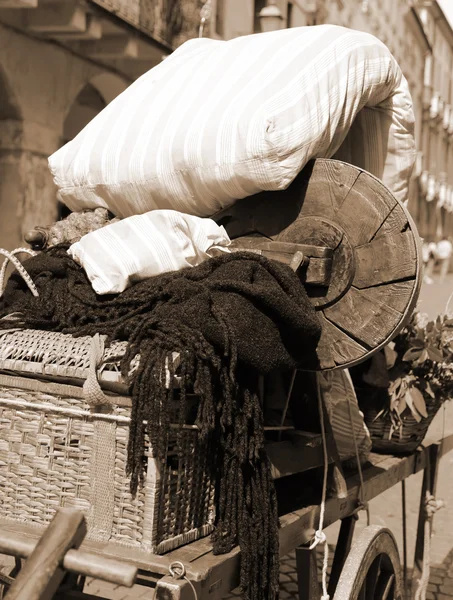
[414,1,453,242]
[0,0,202,249]
[1,0,452,249]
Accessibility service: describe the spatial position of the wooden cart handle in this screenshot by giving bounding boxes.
[0,514,137,597]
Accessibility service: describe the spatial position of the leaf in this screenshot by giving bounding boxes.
[389,377,403,396]
[396,396,407,415]
[411,387,428,418]
[402,347,424,362]
[414,349,429,365]
[405,390,422,422]
[425,382,435,398]
[384,344,398,370]
[427,347,444,363]
[373,409,385,422]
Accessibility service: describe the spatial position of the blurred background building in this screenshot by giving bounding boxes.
[0,0,452,248]
[0,0,200,248]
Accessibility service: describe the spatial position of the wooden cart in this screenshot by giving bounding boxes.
[0,158,437,600]
[0,431,452,600]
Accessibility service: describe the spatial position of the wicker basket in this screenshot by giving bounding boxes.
[0,329,215,555]
[356,384,442,454]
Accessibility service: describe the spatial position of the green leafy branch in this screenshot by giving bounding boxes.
[381,311,453,434]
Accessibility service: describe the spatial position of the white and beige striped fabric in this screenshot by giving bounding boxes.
[49,24,415,218]
[68,210,231,295]
[319,369,372,465]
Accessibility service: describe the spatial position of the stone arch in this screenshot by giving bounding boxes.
[62,70,128,128]
[59,71,128,218]
[89,72,129,105]
[62,81,107,144]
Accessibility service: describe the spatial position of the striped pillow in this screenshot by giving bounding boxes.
[68,210,231,295]
[49,24,415,217]
[319,369,372,465]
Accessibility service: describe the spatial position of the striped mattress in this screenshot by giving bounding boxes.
[49,24,416,217]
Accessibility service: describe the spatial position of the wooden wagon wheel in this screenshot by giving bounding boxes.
[214,158,422,370]
[333,525,403,600]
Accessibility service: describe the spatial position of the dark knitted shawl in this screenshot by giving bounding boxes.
[0,246,321,600]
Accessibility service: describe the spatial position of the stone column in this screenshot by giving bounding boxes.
[0,119,61,250]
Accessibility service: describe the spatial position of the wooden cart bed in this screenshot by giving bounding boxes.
[1,431,452,600]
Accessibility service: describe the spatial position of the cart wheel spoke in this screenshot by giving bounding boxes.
[364,554,382,600]
[376,573,395,600]
[333,526,403,600]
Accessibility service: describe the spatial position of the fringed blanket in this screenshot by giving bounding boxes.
[0,247,321,600]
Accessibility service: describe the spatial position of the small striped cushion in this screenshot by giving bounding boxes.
[67,210,231,295]
[49,24,415,217]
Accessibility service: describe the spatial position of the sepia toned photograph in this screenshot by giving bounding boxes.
[0,1,453,599]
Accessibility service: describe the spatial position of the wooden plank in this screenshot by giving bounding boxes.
[0,519,176,577]
[374,204,409,238]
[149,435,453,599]
[4,508,86,600]
[296,545,321,600]
[266,433,327,479]
[155,574,202,600]
[332,174,397,247]
[353,231,417,289]
[2,435,453,600]
[411,443,442,597]
[230,247,331,285]
[354,280,416,313]
[229,238,333,259]
[315,315,368,369]
[353,171,398,213]
[324,285,403,348]
[0,533,136,587]
[304,257,332,286]
[298,159,361,220]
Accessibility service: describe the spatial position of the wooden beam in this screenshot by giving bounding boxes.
[26,3,87,33]
[296,545,321,600]
[0,0,37,7]
[52,15,103,40]
[73,35,139,58]
[0,532,137,587]
[3,508,86,600]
